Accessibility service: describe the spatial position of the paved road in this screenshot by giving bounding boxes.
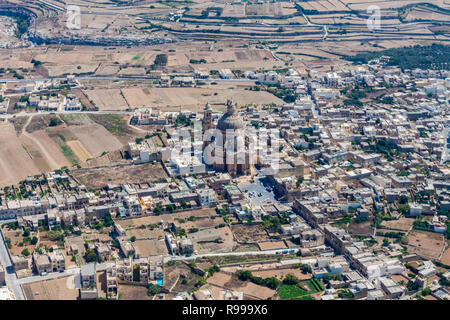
[0,76,256,84]
[0,109,132,120]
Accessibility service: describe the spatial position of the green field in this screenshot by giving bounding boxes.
[307,278,325,293]
[278,285,309,300]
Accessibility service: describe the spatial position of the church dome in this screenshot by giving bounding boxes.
[217,100,244,131]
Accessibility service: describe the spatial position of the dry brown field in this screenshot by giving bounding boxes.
[66,140,92,162]
[71,162,167,189]
[231,224,269,242]
[252,268,312,280]
[83,89,129,111]
[348,221,374,236]
[118,284,153,300]
[23,276,79,300]
[440,247,450,266]
[28,130,73,168]
[121,86,284,111]
[195,226,234,254]
[117,208,217,229]
[126,227,165,240]
[133,239,169,257]
[258,241,287,251]
[381,217,414,232]
[406,230,446,260]
[68,123,124,157]
[0,122,41,186]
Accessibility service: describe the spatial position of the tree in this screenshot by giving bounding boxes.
[130,236,136,242]
[5,237,11,249]
[238,270,253,281]
[30,236,38,245]
[207,265,220,275]
[406,280,419,291]
[49,117,61,127]
[21,248,30,256]
[133,265,140,282]
[153,206,162,214]
[23,228,30,237]
[421,288,431,296]
[84,249,98,263]
[282,274,299,285]
[263,277,281,289]
[300,264,312,274]
[152,54,168,69]
[147,283,161,296]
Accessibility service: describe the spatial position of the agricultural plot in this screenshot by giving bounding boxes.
[68,123,124,157]
[83,89,129,111]
[28,130,76,169]
[87,114,134,140]
[278,285,312,300]
[66,140,92,162]
[0,122,41,186]
[45,127,81,165]
[121,87,284,111]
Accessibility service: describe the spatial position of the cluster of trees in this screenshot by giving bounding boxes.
[49,117,62,127]
[189,58,207,64]
[346,44,450,71]
[84,248,99,263]
[147,283,161,296]
[0,11,30,38]
[151,54,168,70]
[343,88,371,107]
[368,138,400,162]
[174,115,193,127]
[238,270,281,290]
[261,214,288,233]
[266,86,296,103]
[201,7,223,17]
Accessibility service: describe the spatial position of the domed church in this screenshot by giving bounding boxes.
[204,100,251,176]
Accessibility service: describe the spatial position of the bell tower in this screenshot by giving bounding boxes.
[203,102,212,132]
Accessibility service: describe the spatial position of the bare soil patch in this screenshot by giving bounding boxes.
[68,123,123,157]
[71,163,167,189]
[406,230,445,260]
[66,140,93,162]
[23,276,79,300]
